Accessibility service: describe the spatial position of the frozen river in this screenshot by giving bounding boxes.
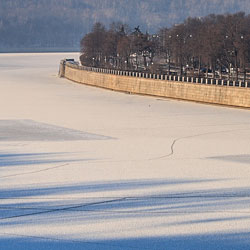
[0,53,250,250]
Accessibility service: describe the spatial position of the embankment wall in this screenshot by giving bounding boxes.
[61,62,250,108]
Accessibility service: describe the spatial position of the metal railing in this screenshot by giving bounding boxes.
[65,62,250,88]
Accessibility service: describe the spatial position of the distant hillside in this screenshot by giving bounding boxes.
[1,0,250,51]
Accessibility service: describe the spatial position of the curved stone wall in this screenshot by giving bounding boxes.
[61,62,250,108]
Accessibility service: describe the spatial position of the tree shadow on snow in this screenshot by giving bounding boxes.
[0,178,250,250]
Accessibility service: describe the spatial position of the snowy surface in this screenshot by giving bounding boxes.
[0,53,250,249]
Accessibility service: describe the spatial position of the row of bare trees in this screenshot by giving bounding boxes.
[80,12,250,81]
[161,12,250,80]
[80,22,157,70]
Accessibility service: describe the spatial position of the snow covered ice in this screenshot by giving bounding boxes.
[0,53,250,249]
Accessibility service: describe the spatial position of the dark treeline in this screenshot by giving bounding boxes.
[80,12,250,81]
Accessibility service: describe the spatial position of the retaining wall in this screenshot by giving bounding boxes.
[60,61,250,108]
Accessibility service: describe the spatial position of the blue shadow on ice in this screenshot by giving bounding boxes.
[0,152,70,167]
[0,232,250,250]
[0,152,94,167]
[0,178,219,198]
[1,179,250,250]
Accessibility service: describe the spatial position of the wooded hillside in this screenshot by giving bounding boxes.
[1,0,250,51]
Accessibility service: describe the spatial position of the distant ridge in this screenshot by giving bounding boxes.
[0,0,250,51]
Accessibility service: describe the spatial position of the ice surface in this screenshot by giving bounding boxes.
[0,53,250,249]
[0,119,112,141]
